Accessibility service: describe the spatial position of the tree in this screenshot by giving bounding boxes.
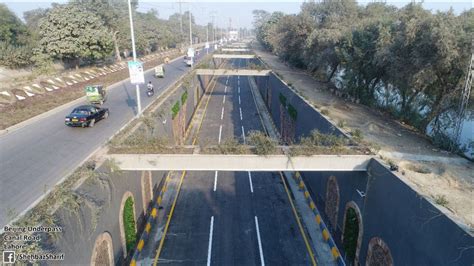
[38,4,113,69]
[0,4,29,46]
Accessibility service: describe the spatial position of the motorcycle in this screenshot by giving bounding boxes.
[146,88,154,97]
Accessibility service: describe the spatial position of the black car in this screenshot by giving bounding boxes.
[65,105,109,127]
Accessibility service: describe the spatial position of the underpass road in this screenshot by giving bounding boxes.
[156,58,313,265]
[0,48,212,228]
[157,171,313,265]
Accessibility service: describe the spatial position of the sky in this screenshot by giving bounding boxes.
[1,0,472,28]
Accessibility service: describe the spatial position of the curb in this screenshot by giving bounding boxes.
[130,171,173,266]
[292,171,346,266]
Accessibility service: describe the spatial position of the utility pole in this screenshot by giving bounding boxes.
[188,5,193,67]
[127,0,141,116]
[178,0,183,43]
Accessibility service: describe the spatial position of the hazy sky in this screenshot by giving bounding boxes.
[2,0,472,28]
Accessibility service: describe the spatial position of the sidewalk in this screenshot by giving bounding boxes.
[253,44,474,229]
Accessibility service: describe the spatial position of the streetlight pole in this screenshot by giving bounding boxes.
[127,0,141,116]
[188,6,193,67]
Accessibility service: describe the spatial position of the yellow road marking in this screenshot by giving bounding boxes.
[153,171,186,266]
[279,172,317,266]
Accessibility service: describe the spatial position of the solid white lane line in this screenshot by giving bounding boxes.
[242,126,246,144]
[214,171,218,192]
[218,125,223,144]
[239,108,243,120]
[221,107,225,120]
[255,216,265,266]
[207,216,215,266]
[223,95,226,104]
[248,171,254,193]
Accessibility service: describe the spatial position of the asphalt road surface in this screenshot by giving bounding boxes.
[197,58,263,145]
[0,47,213,228]
[155,58,313,265]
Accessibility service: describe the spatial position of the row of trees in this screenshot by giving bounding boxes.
[253,1,472,136]
[0,1,215,70]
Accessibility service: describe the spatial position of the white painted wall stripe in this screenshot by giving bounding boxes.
[255,216,265,266]
[218,125,223,144]
[248,172,254,193]
[207,216,215,266]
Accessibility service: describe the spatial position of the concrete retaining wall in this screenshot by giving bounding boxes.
[52,168,168,265]
[301,159,474,265]
[254,73,346,140]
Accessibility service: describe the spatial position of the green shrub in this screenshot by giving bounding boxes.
[434,195,448,207]
[287,104,297,121]
[123,197,136,252]
[181,90,188,105]
[218,138,246,154]
[0,41,34,68]
[352,129,363,142]
[279,93,287,106]
[171,101,180,119]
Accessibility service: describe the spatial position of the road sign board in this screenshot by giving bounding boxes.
[128,61,144,85]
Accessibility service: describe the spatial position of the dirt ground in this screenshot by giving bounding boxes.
[254,45,474,230]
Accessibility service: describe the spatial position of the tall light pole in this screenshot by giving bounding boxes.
[127,0,141,116]
[179,0,183,44]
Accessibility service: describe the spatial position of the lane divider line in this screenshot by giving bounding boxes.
[239,95,241,105]
[218,125,223,144]
[238,86,240,94]
[279,172,317,266]
[207,216,215,266]
[221,107,225,120]
[223,95,226,104]
[153,171,187,266]
[242,126,246,144]
[239,108,243,121]
[224,85,227,93]
[248,171,254,193]
[214,171,218,192]
[254,216,265,266]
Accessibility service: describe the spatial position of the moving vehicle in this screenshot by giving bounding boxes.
[146,81,154,97]
[85,85,107,105]
[154,64,165,78]
[65,105,109,128]
[185,57,193,66]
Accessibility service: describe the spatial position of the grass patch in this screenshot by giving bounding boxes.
[123,197,137,252]
[337,120,346,128]
[218,138,246,154]
[248,131,277,155]
[405,163,431,174]
[352,129,363,142]
[320,109,329,115]
[289,130,348,156]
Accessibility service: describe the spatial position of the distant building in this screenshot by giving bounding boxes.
[229,30,238,41]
